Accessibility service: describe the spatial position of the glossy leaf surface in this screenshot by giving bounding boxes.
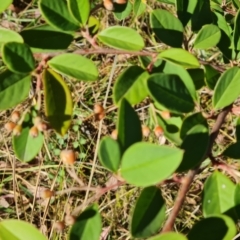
[43,69,73,136]
[131,186,166,238]
[150,9,184,47]
[0,28,23,48]
[48,54,98,81]
[213,67,240,110]
[39,0,79,31]
[0,220,46,240]
[97,26,144,51]
[147,73,195,114]
[2,42,35,74]
[113,66,148,105]
[98,136,121,172]
[0,70,31,110]
[0,0,12,13]
[133,0,146,17]
[121,142,183,187]
[69,204,101,240]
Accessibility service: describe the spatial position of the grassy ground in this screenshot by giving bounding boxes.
[1,0,240,239]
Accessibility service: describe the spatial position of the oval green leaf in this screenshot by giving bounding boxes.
[233,9,240,50]
[48,53,98,81]
[69,204,102,240]
[193,24,221,49]
[204,64,220,90]
[97,26,144,51]
[131,186,166,238]
[147,73,195,114]
[203,171,236,218]
[114,1,132,21]
[0,70,31,110]
[120,142,183,187]
[113,66,149,105]
[20,25,73,52]
[158,48,200,68]
[133,0,146,17]
[234,184,240,219]
[117,98,142,154]
[188,215,236,240]
[2,42,35,74]
[150,9,184,47]
[42,69,73,136]
[0,28,23,48]
[0,220,46,240]
[0,0,12,13]
[39,0,79,32]
[149,232,187,240]
[213,67,240,110]
[68,0,90,25]
[98,136,121,172]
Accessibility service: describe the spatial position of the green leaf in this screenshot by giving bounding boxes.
[113,66,149,105]
[97,26,144,51]
[42,69,73,136]
[180,112,207,139]
[13,114,44,162]
[2,42,35,74]
[120,142,183,187]
[203,171,236,218]
[232,0,240,9]
[0,0,12,13]
[48,54,98,81]
[114,1,132,20]
[187,68,205,90]
[133,0,146,17]
[234,184,240,219]
[39,0,79,32]
[213,67,240,110]
[177,124,209,172]
[149,232,187,240]
[193,24,221,49]
[204,64,221,90]
[0,28,23,48]
[131,186,166,238]
[0,70,31,110]
[156,113,182,146]
[188,215,236,240]
[117,98,142,154]
[68,0,90,25]
[0,220,46,240]
[150,9,184,48]
[69,204,102,240]
[176,0,197,27]
[191,0,213,32]
[233,9,240,50]
[98,136,121,172]
[20,25,73,52]
[147,73,195,114]
[88,16,100,34]
[213,12,231,37]
[158,48,200,68]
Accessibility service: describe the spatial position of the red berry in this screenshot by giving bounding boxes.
[4,122,16,132]
[154,126,164,138]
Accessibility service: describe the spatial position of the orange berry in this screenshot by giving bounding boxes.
[60,150,76,164]
[95,112,105,121]
[103,0,114,10]
[114,0,127,3]
[11,111,20,123]
[36,122,48,132]
[161,111,171,119]
[154,126,164,138]
[111,129,118,140]
[142,125,150,138]
[93,103,104,114]
[41,189,54,199]
[29,126,39,138]
[64,215,76,226]
[4,122,16,132]
[53,221,65,232]
[13,124,22,136]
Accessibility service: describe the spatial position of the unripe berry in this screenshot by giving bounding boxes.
[13,124,22,136]
[111,129,118,140]
[41,189,54,199]
[154,126,164,138]
[11,111,20,123]
[161,111,171,119]
[29,126,39,138]
[53,221,65,232]
[64,215,76,226]
[4,122,16,132]
[60,150,76,164]
[142,125,150,137]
